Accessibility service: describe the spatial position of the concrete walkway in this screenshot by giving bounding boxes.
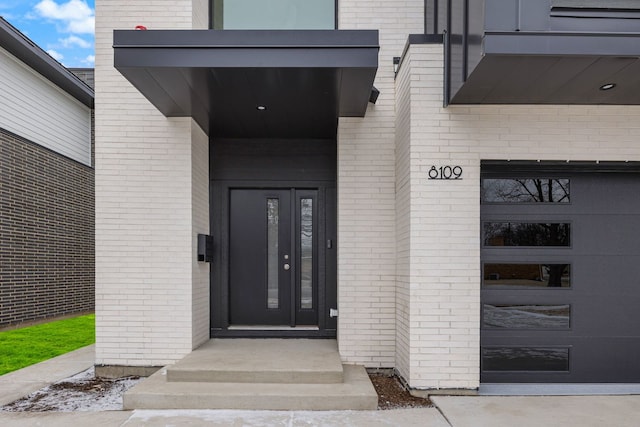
[0,344,94,407]
[431,395,640,427]
[1,345,640,426]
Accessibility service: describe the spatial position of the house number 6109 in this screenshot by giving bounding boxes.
[428,166,463,180]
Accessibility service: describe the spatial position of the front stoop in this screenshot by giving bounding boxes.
[124,364,377,410]
[123,339,378,411]
[167,339,344,384]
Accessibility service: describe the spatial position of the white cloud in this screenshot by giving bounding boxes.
[47,49,64,62]
[1,12,17,20]
[60,35,91,48]
[81,54,94,66]
[0,3,17,20]
[34,0,94,34]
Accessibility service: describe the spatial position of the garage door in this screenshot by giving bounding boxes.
[481,162,640,383]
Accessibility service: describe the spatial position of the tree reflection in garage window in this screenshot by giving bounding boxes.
[482,178,570,203]
[484,222,570,247]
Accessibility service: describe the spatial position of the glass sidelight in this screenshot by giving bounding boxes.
[300,198,313,310]
[267,198,279,309]
[295,191,318,325]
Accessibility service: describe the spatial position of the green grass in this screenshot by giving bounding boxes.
[0,314,95,376]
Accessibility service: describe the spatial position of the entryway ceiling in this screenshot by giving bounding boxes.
[451,32,640,105]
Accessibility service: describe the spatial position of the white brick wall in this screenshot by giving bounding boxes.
[95,0,209,366]
[394,47,413,381]
[400,42,640,389]
[191,120,210,349]
[337,0,423,367]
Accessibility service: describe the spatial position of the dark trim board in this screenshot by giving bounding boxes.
[211,329,337,339]
[482,160,640,175]
[481,383,640,396]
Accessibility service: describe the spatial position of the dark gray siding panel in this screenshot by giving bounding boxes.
[425,0,450,34]
[485,0,551,32]
[448,0,466,97]
[211,139,336,182]
[467,0,485,80]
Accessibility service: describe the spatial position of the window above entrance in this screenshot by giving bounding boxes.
[211,0,336,30]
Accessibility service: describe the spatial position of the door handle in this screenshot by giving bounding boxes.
[284,263,290,271]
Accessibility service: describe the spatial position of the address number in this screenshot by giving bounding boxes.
[428,166,463,180]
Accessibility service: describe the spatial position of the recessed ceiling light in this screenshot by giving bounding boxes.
[256,105,267,111]
[599,83,616,91]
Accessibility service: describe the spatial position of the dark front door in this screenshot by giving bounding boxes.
[229,188,318,326]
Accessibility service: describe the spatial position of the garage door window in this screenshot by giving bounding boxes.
[482,178,570,203]
[483,263,571,288]
[482,347,570,372]
[484,222,570,246]
[483,304,571,329]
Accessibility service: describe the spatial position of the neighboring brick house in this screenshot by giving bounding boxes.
[96,0,640,395]
[0,18,95,328]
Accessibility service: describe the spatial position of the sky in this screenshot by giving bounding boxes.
[0,0,95,68]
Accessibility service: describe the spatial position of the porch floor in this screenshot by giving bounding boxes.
[167,339,344,384]
[124,339,378,411]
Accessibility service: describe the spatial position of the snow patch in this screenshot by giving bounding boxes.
[0,367,143,412]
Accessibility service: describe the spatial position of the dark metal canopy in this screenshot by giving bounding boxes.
[114,30,379,138]
[451,32,640,105]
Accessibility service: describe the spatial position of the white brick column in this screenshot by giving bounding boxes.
[95,0,209,368]
[401,44,481,389]
[337,0,423,367]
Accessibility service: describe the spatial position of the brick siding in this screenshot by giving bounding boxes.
[0,128,94,328]
[69,68,95,90]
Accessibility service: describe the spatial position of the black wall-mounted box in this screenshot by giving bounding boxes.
[197,234,213,262]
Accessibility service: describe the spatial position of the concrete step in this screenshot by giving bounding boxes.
[166,339,344,384]
[124,364,378,411]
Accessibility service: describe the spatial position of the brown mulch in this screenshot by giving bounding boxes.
[368,373,433,410]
